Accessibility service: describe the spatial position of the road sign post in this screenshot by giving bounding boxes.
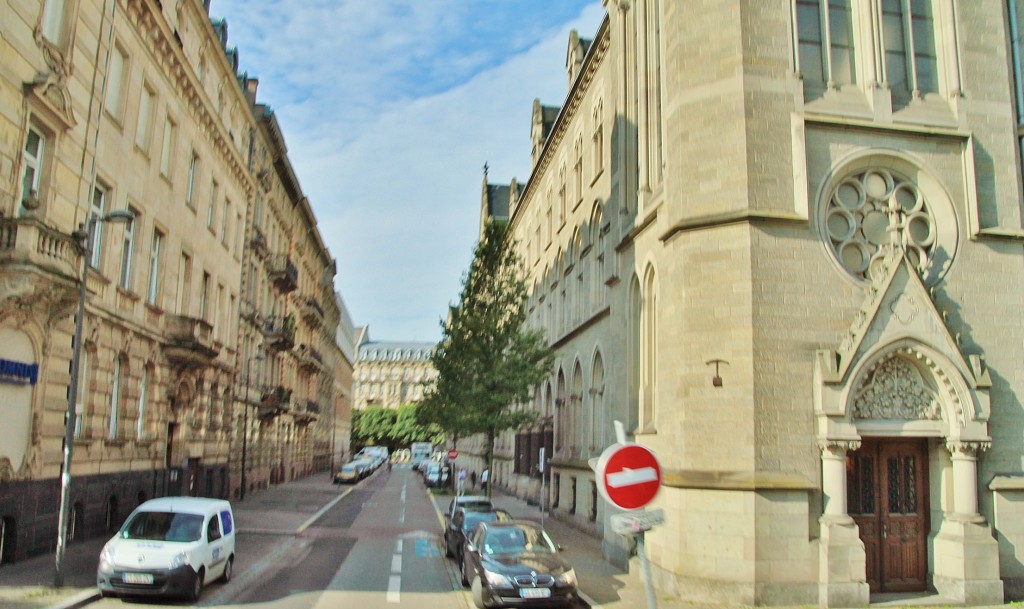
[597,435,663,609]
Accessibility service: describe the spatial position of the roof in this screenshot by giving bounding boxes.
[357,340,436,361]
[136,497,231,514]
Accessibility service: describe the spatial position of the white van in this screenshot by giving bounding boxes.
[96,496,235,601]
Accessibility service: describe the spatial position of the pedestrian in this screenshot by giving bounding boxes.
[481,467,489,493]
[470,470,477,488]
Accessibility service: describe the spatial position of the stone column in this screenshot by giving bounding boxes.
[817,439,869,608]
[932,439,1003,604]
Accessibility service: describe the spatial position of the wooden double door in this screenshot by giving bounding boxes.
[847,439,929,592]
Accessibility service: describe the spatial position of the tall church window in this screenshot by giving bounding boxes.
[795,0,857,88]
[1010,0,1024,174]
[882,0,938,96]
[640,266,657,431]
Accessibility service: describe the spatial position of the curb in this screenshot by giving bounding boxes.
[43,588,100,609]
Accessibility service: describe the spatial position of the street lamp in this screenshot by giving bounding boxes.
[240,350,264,501]
[55,209,134,587]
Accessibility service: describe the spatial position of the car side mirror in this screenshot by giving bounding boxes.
[466,542,478,554]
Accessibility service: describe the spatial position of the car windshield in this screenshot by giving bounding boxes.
[121,511,204,542]
[463,511,500,532]
[482,526,556,555]
[341,464,356,472]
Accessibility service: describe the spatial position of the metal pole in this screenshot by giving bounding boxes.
[636,532,658,609]
[55,213,97,587]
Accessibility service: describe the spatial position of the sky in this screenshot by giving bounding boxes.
[212,1,607,343]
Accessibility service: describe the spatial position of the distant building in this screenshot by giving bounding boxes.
[352,328,435,411]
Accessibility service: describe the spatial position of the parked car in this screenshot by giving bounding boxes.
[353,459,375,478]
[424,461,449,487]
[445,507,512,562]
[334,462,361,484]
[461,520,577,608]
[97,497,235,602]
[445,495,493,520]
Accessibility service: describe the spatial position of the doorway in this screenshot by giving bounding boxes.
[847,438,929,593]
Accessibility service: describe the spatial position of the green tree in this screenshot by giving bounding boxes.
[421,220,553,496]
[392,403,446,445]
[352,406,397,446]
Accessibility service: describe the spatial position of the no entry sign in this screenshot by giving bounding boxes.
[448,449,458,461]
[596,443,662,510]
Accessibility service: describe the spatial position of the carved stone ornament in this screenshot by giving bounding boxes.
[945,439,991,458]
[890,294,919,325]
[0,458,13,483]
[818,439,862,457]
[25,72,76,131]
[853,356,941,421]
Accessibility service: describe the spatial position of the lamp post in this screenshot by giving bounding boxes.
[240,351,264,501]
[55,209,134,587]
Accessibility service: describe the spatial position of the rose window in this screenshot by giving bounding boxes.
[824,169,936,281]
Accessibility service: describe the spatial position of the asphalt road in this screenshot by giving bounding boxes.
[86,465,469,609]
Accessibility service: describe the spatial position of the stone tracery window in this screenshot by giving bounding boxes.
[824,168,937,282]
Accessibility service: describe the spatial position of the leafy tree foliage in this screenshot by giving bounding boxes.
[352,404,445,450]
[420,220,553,495]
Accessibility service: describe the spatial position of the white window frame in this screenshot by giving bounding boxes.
[20,126,45,216]
[135,84,155,151]
[40,0,67,45]
[74,351,88,438]
[136,366,148,440]
[207,179,219,228]
[160,117,175,177]
[147,229,163,305]
[119,207,136,290]
[90,184,107,268]
[108,356,122,439]
[104,43,128,120]
[186,150,198,208]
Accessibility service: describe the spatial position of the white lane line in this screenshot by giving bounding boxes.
[295,486,356,534]
[399,481,407,523]
[386,574,401,603]
[396,539,403,553]
[391,553,402,573]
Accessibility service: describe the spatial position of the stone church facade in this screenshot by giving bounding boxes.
[479,1,1024,605]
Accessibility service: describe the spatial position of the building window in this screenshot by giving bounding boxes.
[160,117,176,177]
[108,355,124,439]
[119,207,137,290]
[135,84,155,151]
[1010,0,1024,174]
[592,102,604,175]
[574,138,583,206]
[796,0,857,88]
[207,179,218,228]
[178,253,192,315]
[147,230,163,305]
[137,366,148,440]
[104,43,128,120]
[40,0,67,45]
[221,199,231,245]
[89,184,107,268]
[20,126,45,216]
[200,271,211,321]
[186,150,198,208]
[74,351,89,438]
[882,0,938,96]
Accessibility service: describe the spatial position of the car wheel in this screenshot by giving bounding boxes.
[470,575,489,609]
[220,555,234,583]
[189,568,204,602]
[460,557,469,588]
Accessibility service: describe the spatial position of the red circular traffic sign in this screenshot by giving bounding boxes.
[596,443,662,510]
[448,449,458,461]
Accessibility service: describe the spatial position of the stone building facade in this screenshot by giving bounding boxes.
[477,1,1024,606]
[0,0,348,564]
[352,328,435,411]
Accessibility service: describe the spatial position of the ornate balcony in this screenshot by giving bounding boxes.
[263,314,295,351]
[163,314,219,365]
[301,296,325,327]
[294,399,320,425]
[249,225,269,259]
[258,384,292,419]
[0,217,81,282]
[269,254,298,293]
[296,343,324,373]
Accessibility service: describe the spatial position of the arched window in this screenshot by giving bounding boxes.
[571,361,584,457]
[628,276,642,432]
[641,266,658,431]
[591,351,605,452]
[555,370,567,453]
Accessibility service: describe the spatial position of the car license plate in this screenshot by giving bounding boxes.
[520,588,551,598]
[123,573,154,585]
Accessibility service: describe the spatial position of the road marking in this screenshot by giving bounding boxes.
[391,553,402,573]
[295,486,356,534]
[387,574,401,603]
[396,539,403,553]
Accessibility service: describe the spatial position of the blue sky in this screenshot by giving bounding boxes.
[212,1,606,342]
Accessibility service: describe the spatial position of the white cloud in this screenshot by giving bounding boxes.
[212,1,606,341]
